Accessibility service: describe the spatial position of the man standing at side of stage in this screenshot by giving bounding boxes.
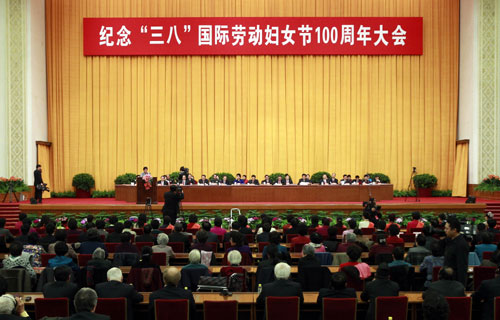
[34,164,44,203]
[444,216,469,286]
[162,185,184,224]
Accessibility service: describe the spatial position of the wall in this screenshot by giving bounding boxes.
[0,0,8,178]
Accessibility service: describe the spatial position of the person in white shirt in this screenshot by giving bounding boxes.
[274,176,284,185]
[284,174,293,185]
[320,174,330,185]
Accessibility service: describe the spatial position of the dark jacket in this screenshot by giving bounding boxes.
[148,285,196,320]
[256,232,270,243]
[106,233,122,243]
[69,312,109,320]
[43,281,79,314]
[79,241,107,255]
[444,234,470,286]
[317,287,357,307]
[95,280,143,320]
[360,278,400,320]
[136,234,156,244]
[298,255,321,269]
[162,191,184,218]
[40,234,56,251]
[256,279,304,307]
[472,276,500,320]
[427,279,465,297]
[168,232,191,252]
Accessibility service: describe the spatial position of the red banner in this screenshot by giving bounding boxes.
[83,17,422,56]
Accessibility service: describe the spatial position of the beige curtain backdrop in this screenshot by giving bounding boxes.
[37,144,52,198]
[46,0,459,192]
[452,140,469,197]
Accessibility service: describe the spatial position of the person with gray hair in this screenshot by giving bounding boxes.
[152,233,175,266]
[95,268,143,320]
[298,244,321,269]
[70,288,109,319]
[0,294,29,318]
[256,262,303,307]
[227,250,242,266]
[86,247,112,270]
[181,249,209,272]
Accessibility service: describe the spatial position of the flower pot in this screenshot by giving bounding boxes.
[75,188,91,198]
[416,187,432,197]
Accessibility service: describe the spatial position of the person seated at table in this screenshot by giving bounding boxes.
[339,174,348,185]
[115,232,139,255]
[248,175,259,185]
[283,216,298,235]
[368,235,394,263]
[106,222,124,243]
[362,174,372,185]
[210,216,227,236]
[360,263,400,320]
[233,173,244,184]
[39,222,56,252]
[336,233,358,252]
[95,220,108,238]
[261,174,272,185]
[329,173,338,184]
[420,242,445,288]
[274,176,284,185]
[298,244,321,269]
[223,222,243,243]
[0,294,31,319]
[48,241,79,272]
[359,212,375,229]
[79,229,107,255]
[209,174,220,185]
[262,232,290,262]
[133,246,161,271]
[15,223,30,245]
[121,220,136,237]
[353,229,371,252]
[340,245,371,279]
[384,213,400,232]
[422,290,449,320]
[255,216,276,235]
[256,262,304,308]
[323,226,340,252]
[186,214,201,230]
[284,174,293,185]
[22,232,45,267]
[309,232,326,252]
[407,211,424,233]
[182,249,210,272]
[199,222,218,243]
[167,223,191,252]
[388,246,411,268]
[256,223,272,243]
[226,232,252,259]
[242,175,249,184]
[319,174,330,185]
[316,272,356,311]
[427,267,465,297]
[152,233,175,266]
[2,241,36,280]
[291,223,310,245]
[386,224,404,246]
[49,230,77,259]
[342,219,357,242]
[87,247,112,270]
[198,174,210,185]
[66,218,82,237]
[472,266,500,320]
[405,234,431,265]
[191,230,214,252]
[179,174,190,186]
[95,267,143,320]
[476,232,498,261]
[297,173,310,185]
[238,216,253,235]
[135,225,155,244]
[148,267,196,320]
[43,265,78,314]
[316,217,330,238]
[352,175,362,185]
[221,175,231,185]
[158,175,170,186]
[187,174,197,185]
[308,216,320,230]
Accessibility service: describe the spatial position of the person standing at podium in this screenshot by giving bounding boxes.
[140,167,151,178]
[162,185,184,224]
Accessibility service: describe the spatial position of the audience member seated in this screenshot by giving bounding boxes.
[238,216,253,235]
[316,217,331,238]
[200,222,218,243]
[291,223,310,245]
[336,233,358,252]
[150,219,164,237]
[282,215,295,233]
[182,249,209,272]
[420,242,445,288]
[487,219,500,234]
[406,234,431,265]
[256,223,272,243]
[148,267,196,320]
[2,241,36,280]
[308,215,320,229]
[427,267,465,297]
[388,247,411,268]
[42,265,78,313]
[262,232,289,262]
[0,218,14,244]
[316,272,356,311]
[95,220,108,238]
[309,232,326,252]
[257,246,283,285]
[422,225,438,251]
[359,212,375,229]
[374,220,387,238]
[221,251,247,291]
[223,222,242,243]
[210,217,227,236]
[49,230,77,260]
[22,232,45,267]
[192,230,213,252]
[78,223,96,243]
[49,241,79,272]
[353,229,371,251]
[407,211,424,233]
[476,232,498,261]
[323,226,339,252]
[70,288,110,320]
[169,223,191,252]
[134,246,161,269]
[152,233,175,266]
[122,220,136,236]
[15,224,30,245]
[87,247,112,270]
[342,219,357,241]
[369,235,394,264]
[39,222,56,252]
[67,218,82,236]
[79,229,106,255]
[135,225,155,243]
[340,245,371,279]
[0,294,30,319]
[106,222,124,243]
[284,218,300,237]
[384,213,400,232]
[256,262,304,308]
[422,290,449,320]
[115,232,139,254]
[186,214,201,231]
[160,216,174,231]
[472,266,500,320]
[360,263,400,320]
[298,244,321,269]
[226,232,252,261]
[386,224,404,245]
[95,267,143,320]
[481,250,500,267]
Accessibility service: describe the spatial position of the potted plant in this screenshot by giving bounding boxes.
[72,173,95,198]
[413,174,438,197]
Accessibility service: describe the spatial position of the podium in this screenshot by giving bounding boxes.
[136,177,158,204]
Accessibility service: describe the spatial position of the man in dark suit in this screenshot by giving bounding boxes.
[148,267,196,320]
[168,223,191,252]
[162,185,184,223]
[256,262,304,308]
[444,217,469,286]
[95,267,143,320]
[298,244,321,269]
[317,272,356,308]
[69,288,109,320]
[238,216,253,235]
[42,266,78,314]
[472,267,500,320]
[39,222,56,251]
[360,263,400,320]
[427,267,465,297]
[135,225,156,243]
[34,164,44,203]
[200,222,218,243]
[198,174,210,186]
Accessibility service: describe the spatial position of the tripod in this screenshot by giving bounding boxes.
[405,167,419,202]
[145,197,153,220]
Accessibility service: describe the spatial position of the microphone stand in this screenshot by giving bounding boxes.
[405,168,419,202]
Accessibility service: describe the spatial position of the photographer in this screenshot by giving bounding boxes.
[34,164,46,204]
[0,294,30,319]
[178,166,189,182]
[162,185,184,224]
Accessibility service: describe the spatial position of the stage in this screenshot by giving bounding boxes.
[17,196,492,215]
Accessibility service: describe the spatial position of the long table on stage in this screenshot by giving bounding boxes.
[115,184,394,203]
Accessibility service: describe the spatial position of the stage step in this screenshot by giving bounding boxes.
[484,203,500,225]
[0,203,21,226]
